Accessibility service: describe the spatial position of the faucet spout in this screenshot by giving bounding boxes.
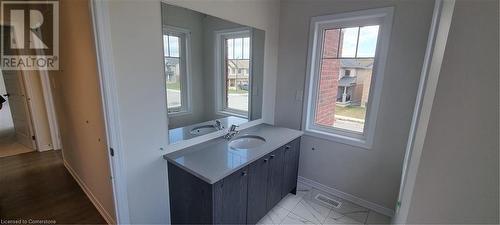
[214,120,223,130]
[224,124,239,140]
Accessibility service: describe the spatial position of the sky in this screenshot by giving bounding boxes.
[341,25,379,58]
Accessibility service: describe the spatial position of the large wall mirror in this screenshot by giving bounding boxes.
[162,3,265,144]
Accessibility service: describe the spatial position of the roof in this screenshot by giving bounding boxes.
[339,76,357,86]
[341,59,373,69]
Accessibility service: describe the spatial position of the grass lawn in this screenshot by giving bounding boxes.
[166,81,180,91]
[228,88,248,94]
[335,104,366,120]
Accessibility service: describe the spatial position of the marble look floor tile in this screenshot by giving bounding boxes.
[291,199,330,224]
[281,212,315,224]
[323,211,362,224]
[278,193,304,211]
[257,215,276,225]
[301,188,369,223]
[338,211,368,224]
[301,189,337,210]
[365,211,391,224]
[267,205,290,224]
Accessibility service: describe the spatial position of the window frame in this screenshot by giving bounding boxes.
[163,25,192,116]
[302,7,394,149]
[214,28,253,119]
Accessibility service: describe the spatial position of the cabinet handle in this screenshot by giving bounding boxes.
[242,171,247,176]
[270,155,275,159]
[264,158,269,163]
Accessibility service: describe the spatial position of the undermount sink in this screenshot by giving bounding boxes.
[190,125,218,135]
[229,135,266,150]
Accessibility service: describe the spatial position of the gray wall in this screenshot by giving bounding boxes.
[250,28,265,120]
[275,0,435,210]
[406,0,499,223]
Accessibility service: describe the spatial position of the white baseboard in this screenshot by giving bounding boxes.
[298,176,395,217]
[63,160,116,225]
[37,144,53,152]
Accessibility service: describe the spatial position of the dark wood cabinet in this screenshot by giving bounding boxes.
[266,147,284,210]
[282,138,301,197]
[168,163,214,224]
[214,167,249,224]
[246,156,270,224]
[168,137,301,224]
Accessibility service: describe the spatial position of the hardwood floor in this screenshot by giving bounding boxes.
[0,150,107,224]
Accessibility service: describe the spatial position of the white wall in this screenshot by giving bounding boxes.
[275,0,435,210]
[105,0,280,223]
[107,1,169,223]
[405,0,499,223]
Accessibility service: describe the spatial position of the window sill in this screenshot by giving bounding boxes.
[168,110,191,117]
[216,110,248,119]
[303,128,373,149]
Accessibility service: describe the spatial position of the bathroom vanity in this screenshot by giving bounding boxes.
[160,3,300,224]
[164,124,302,224]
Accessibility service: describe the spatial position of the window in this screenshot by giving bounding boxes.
[216,29,252,118]
[303,8,393,148]
[163,27,190,115]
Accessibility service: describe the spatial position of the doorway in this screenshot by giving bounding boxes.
[0,69,36,157]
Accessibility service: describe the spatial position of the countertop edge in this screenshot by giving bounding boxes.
[164,128,303,184]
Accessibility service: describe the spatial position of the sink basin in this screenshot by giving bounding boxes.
[229,135,266,150]
[190,125,218,135]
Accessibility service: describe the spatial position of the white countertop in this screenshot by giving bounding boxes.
[164,124,303,184]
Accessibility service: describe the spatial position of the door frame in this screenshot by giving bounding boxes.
[89,1,131,223]
[393,0,455,223]
[39,69,62,150]
[0,68,37,149]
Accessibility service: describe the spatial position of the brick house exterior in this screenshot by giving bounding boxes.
[315,29,374,127]
[314,29,341,126]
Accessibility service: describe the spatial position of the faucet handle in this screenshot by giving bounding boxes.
[229,124,239,131]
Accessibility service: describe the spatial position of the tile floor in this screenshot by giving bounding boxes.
[257,182,391,225]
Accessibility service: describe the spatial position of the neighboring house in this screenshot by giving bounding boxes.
[227,60,249,88]
[165,58,180,83]
[337,59,373,107]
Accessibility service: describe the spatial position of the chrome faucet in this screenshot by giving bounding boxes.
[224,124,239,140]
[214,120,223,130]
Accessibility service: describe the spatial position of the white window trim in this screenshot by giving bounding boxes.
[163,25,192,117]
[302,7,394,149]
[214,27,253,119]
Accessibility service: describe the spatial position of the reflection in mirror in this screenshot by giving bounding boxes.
[162,3,265,144]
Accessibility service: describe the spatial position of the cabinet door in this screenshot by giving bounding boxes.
[214,167,249,224]
[266,147,284,210]
[282,138,301,197]
[247,155,271,224]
